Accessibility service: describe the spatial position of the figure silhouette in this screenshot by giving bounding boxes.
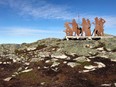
[94,17,101,36]
[81,18,88,36]
[86,19,91,36]
[99,18,105,36]
[69,19,80,36]
[64,22,73,36]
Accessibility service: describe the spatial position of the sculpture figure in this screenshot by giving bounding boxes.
[64,22,73,36]
[93,17,106,36]
[81,18,88,36]
[86,19,91,36]
[99,18,105,36]
[64,17,105,37]
[93,17,101,36]
[69,19,80,36]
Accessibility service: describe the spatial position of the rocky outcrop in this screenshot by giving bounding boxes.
[0,37,116,87]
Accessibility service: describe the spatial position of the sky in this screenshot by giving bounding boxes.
[0,0,116,44]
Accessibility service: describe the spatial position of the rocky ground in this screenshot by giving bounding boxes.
[0,37,116,87]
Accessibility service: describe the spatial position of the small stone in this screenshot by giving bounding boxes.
[107,48,112,52]
[79,68,96,73]
[63,61,67,64]
[85,44,90,48]
[100,55,108,58]
[44,66,49,69]
[97,47,104,51]
[27,47,36,51]
[102,51,106,53]
[51,54,67,59]
[3,62,7,64]
[74,56,90,62]
[18,67,23,72]
[114,83,116,86]
[101,84,111,86]
[89,46,93,48]
[24,62,30,65]
[88,37,92,40]
[89,56,95,58]
[25,67,28,70]
[45,60,51,63]
[79,70,90,73]
[57,48,61,51]
[21,69,33,73]
[67,57,71,60]
[41,82,45,85]
[84,65,96,70]
[51,59,58,62]
[52,48,55,51]
[67,62,80,68]
[111,59,116,62]
[6,62,11,64]
[13,59,17,63]
[13,72,19,75]
[51,62,60,67]
[70,53,76,56]
[12,75,16,77]
[89,52,92,54]
[3,77,12,81]
[38,67,40,69]
[95,62,106,68]
[0,62,2,64]
[51,67,59,72]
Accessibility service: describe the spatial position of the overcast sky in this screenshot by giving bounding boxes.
[0,0,116,43]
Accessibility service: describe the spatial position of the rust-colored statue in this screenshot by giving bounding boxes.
[99,18,105,36]
[64,17,105,37]
[81,18,88,36]
[93,17,106,36]
[69,19,80,36]
[86,19,91,36]
[93,17,101,36]
[64,22,73,36]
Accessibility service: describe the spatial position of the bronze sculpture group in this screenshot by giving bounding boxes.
[64,17,105,36]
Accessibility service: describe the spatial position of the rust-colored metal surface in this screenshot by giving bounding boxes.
[86,19,91,36]
[64,17,105,37]
[93,17,106,36]
[81,18,87,36]
[94,17,101,36]
[73,19,80,36]
[64,22,73,36]
[99,18,105,36]
[69,19,81,36]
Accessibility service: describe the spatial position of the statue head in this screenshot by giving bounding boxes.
[72,19,76,23]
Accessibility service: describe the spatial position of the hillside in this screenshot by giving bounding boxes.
[0,37,116,87]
